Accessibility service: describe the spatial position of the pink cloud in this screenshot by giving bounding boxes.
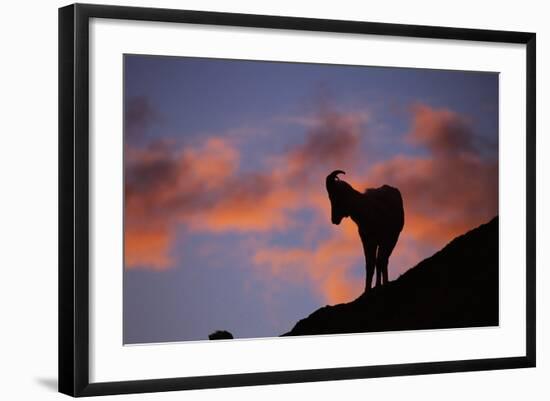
[367,104,498,247]
[252,220,363,304]
[124,102,497,307]
[125,107,367,270]
[124,137,241,269]
[252,104,497,302]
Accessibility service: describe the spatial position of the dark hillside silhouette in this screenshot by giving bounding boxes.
[283,217,498,336]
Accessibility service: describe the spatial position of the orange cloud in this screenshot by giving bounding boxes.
[125,107,367,270]
[188,106,368,233]
[124,136,241,269]
[125,225,173,270]
[252,104,497,302]
[408,103,476,155]
[367,104,498,248]
[183,137,240,187]
[124,102,497,308]
[252,220,364,304]
[193,182,297,232]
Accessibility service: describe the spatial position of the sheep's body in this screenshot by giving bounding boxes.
[326,171,404,292]
[357,185,404,245]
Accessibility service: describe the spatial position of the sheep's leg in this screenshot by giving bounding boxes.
[382,261,389,285]
[376,250,388,287]
[360,231,376,292]
[375,262,383,287]
[377,238,397,286]
[375,246,384,287]
[366,246,377,292]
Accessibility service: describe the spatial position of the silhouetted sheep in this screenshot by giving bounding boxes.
[208,330,234,340]
[326,170,404,292]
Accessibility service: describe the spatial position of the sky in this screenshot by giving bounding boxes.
[123,54,499,344]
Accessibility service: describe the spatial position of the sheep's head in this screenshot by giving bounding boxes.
[326,170,351,225]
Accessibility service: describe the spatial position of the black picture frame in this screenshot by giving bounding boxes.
[59,3,536,397]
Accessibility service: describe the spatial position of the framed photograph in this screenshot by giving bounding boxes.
[58,3,536,397]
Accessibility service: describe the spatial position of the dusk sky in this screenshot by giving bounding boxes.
[123,54,498,344]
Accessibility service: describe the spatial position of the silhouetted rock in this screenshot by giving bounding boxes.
[208,330,234,340]
[283,217,499,336]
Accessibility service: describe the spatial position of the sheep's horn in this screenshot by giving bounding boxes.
[326,170,346,188]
